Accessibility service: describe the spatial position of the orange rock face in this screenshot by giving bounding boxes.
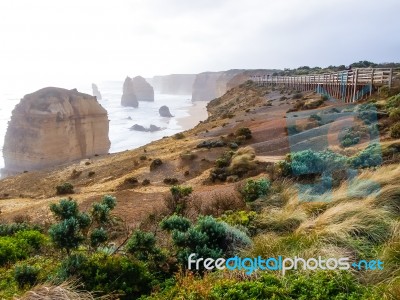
[2,87,110,175]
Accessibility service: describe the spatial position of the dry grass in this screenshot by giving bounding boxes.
[228,146,257,174]
[15,281,115,300]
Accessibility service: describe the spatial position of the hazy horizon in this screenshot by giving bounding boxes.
[1,0,399,91]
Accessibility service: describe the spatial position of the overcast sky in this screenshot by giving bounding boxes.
[0,0,399,88]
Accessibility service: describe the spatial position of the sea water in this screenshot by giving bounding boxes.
[0,81,204,169]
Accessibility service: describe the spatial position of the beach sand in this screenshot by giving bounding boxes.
[177,101,209,130]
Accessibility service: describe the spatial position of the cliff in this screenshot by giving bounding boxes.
[191,70,244,101]
[121,77,138,107]
[132,76,154,101]
[150,74,196,95]
[92,83,102,100]
[2,87,110,175]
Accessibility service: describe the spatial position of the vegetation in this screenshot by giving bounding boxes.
[55,182,74,195]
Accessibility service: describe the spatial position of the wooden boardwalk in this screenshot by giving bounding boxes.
[251,68,394,103]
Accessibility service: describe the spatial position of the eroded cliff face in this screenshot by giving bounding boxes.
[191,70,244,101]
[92,83,102,100]
[2,87,110,175]
[121,77,138,107]
[150,74,196,95]
[132,76,154,101]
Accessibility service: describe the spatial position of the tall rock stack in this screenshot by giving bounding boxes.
[121,77,138,107]
[132,76,154,101]
[2,87,110,175]
[92,83,102,100]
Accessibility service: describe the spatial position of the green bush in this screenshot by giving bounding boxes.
[289,149,347,176]
[126,230,160,261]
[350,143,382,168]
[210,271,371,300]
[14,264,39,288]
[59,253,153,299]
[50,196,116,254]
[0,223,41,236]
[386,93,400,110]
[0,230,47,266]
[219,210,257,228]
[340,128,361,147]
[161,215,250,270]
[55,182,74,195]
[170,185,192,200]
[235,127,252,139]
[174,133,185,139]
[90,228,108,248]
[160,215,191,232]
[390,122,400,138]
[241,178,271,202]
[389,107,400,122]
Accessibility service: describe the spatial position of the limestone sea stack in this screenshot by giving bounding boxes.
[121,77,138,107]
[159,105,173,117]
[132,76,154,101]
[2,87,110,175]
[92,83,102,100]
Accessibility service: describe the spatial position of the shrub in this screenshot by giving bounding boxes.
[14,264,39,288]
[241,178,271,202]
[0,230,46,266]
[142,179,151,185]
[55,182,74,195]
[235,127,252,139]
[0,223,41,236]
[321,94,329,101]
[15,230,47,251]
[59,253,153,299]
[163,178,179,185]
[309,114,322,122]
[150,158,163,171]
[140,155,147,160]
[340,127,361,147]
[88,171,95,177]
[292,92,303,99]
[350,143,382,168]
[219,210,257,228]
[228,146,257,176]
[180,151,197,161]
[160,215,191,232]
[386,93,400,110]
[389,108,400,122]
[390,122,400,138]
[89,228,108,248]
[289,149,347,176]
[161,215,250,270]
[174,132,185,139]
[170,185,193,200]
[124,177,139,185]
[126,230,160,260]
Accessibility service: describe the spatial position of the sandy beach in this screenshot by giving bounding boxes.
[177,101,209,130]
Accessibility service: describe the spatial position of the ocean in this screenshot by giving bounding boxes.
[0,81,207,170]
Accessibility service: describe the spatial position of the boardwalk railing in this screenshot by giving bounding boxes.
[251,68,394,103]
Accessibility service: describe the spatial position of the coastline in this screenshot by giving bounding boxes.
[176,101,209,130]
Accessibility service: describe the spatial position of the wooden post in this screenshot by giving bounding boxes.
[352,69,358,102]
[370,69,374,96]
[389,68,393,90]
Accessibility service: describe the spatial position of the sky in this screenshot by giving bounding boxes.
[0,0,399,89]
